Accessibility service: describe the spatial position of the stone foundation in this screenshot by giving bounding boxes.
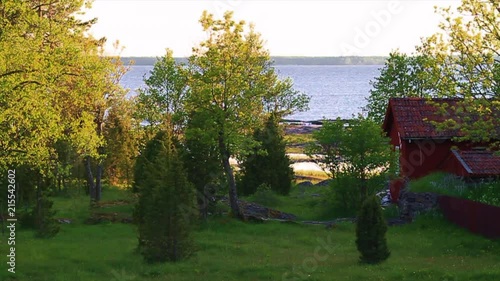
[398,190,440,221]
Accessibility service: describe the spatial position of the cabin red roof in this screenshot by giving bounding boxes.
[451,150,500,176]
[382,98,463,139]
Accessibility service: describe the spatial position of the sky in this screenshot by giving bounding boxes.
[83,0,461,57]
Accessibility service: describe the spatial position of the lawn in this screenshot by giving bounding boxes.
[1,187,499,281]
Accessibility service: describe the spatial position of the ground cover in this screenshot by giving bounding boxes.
[1,186,499,281]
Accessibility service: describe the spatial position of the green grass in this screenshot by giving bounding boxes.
[284,133,314,154]
[409,172,500,207]
[243,183,334,221]
[409,172,465,197]
[1,187,499,281]
[284,133,314,146]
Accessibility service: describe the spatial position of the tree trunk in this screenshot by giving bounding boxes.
[218,134,244,220]
[57,176,61,192]
[85,156,96,202]
[360,173,368,202]
[199,187,208,221]
[36,181,43,231]
[95,162,103,202]
[93,115,104,202]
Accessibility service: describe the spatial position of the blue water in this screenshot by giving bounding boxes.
[120,64,382,121]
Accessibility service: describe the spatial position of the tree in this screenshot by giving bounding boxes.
[182,110,222,221]
[134,49,191,194]
[103,97,139,187]
[356,195,390,264]
[238,114,294,196]
[417,0,500,144]
[33,189,60,238]
[186,11,308,219]
[0,0,128,203]
[0,0,66,172]
[136,48,188,139]
[365,51,456,124]
[135,130,196,263]
[308,116,394,209]
[79,54,128,203]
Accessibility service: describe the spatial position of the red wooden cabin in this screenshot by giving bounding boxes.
[382,98,499,180]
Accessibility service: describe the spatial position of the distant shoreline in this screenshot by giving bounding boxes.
[121,56,387,66]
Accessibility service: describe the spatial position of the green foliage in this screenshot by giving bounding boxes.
[239,115,294,196]
[326,172,387,215]
[356,195,390,264]
[417,1,500,144]
[365,51,445,124]
[134,11,309,220]
[309,116,395,208]
[0,0,128,205]
[368,1,500,143]
[103,98,139,187]
[184,11,309,219]
[328,173,362,211]
[247,183,281,207]
[132,127,169,194]
[182,110,222,220]
[382,204,400,219]
[34,190,60,238]
[136,49,188,136]
[135,130,197,263]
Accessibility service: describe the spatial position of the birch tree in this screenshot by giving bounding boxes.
[186,11,308,219]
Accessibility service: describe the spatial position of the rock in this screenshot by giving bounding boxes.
[386,218,408,226]
[219,197,297,221]
[284,124,321,135]
[297,181,313,187]
[398,191,439,221]
[57,218,72,224]
[246,215,265,223]
[315,179,331,186]
[301,217,357,229]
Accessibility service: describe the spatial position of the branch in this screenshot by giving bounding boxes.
[30,1,61,11]
[0,69,26,79]
[12,80,42,91]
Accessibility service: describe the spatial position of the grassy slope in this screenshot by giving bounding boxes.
[408,172,500,207]
[1,188,499,281]
[284,133,314,154]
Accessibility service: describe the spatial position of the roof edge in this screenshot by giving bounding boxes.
[451,149,473,174]
[401,137,452,141]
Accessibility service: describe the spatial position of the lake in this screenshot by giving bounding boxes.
[120,64,383,121]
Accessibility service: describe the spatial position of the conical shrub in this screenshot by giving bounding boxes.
[239,115,293,196]
[135,130,197,262]
[355,195,390,264]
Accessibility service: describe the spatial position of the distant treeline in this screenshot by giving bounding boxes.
[121,56,388,66]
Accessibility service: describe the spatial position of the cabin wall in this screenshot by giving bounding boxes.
[388,123,400,147]
[442,154,469,177]
[399,139,471,179]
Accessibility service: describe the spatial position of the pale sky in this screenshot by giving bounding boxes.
[83,0,461,57]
